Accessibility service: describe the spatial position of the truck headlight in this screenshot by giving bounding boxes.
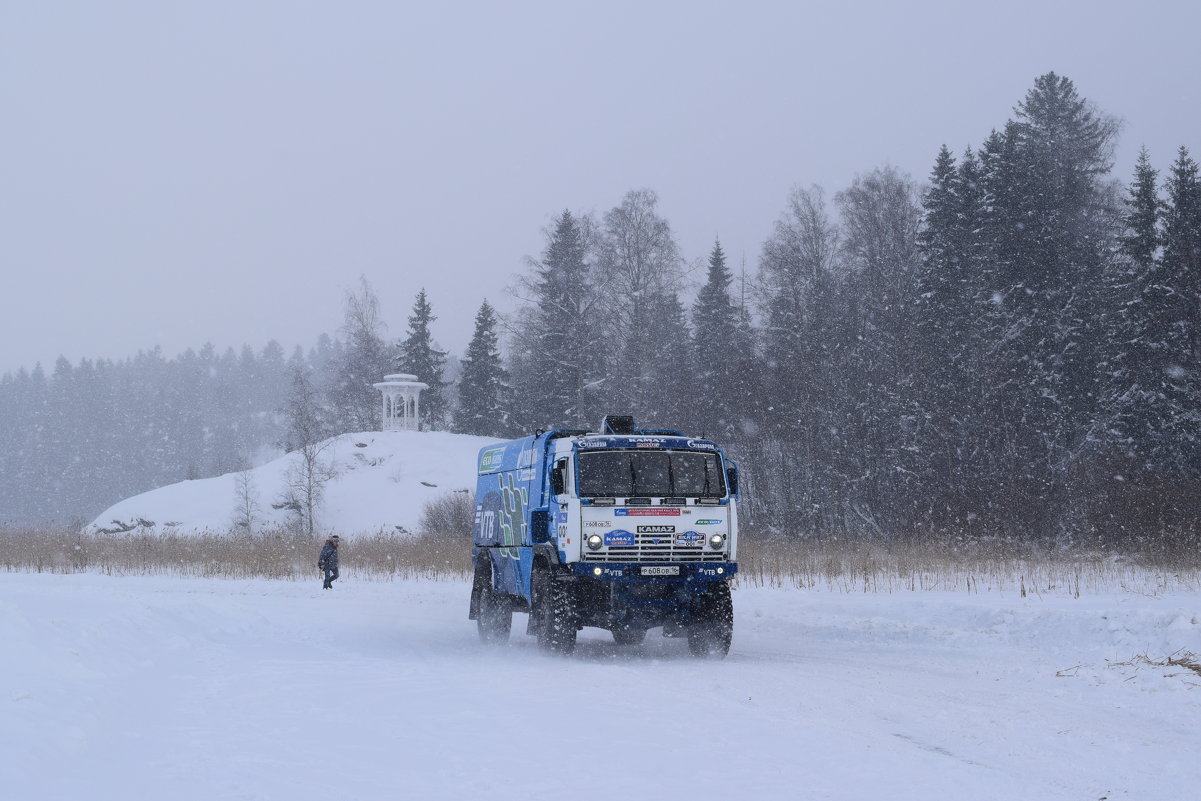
[708,533,726,550]
[586,534,604,551]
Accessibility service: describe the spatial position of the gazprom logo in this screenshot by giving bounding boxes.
[480,447,505,472]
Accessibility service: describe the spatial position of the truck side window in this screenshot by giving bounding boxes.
[551,459,568,496]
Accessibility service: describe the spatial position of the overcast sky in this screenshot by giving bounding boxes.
[2,0,1198,376]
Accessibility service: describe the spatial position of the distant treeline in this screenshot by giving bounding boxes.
[2,73,1198,546]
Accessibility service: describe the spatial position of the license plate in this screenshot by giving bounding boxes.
[640,565,680,576]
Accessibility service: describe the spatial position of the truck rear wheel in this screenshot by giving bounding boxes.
[532,568,577,655]
[687,582,733,658]
[476,566,512,644]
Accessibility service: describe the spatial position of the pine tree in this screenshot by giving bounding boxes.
[691,239,740,438]
[1091,147,1201,537]
[1120,148,1161,267]
[1108,147,1164,438]
[914,146,978,532]
[640,290,692,427]
[455,300,509,437]
[396,288,448,430]
[1011,73,1118,285]
[1162,147,1201,367]
[512,210,597,430]
[1161,147,1201,468]
[916,146,959,263]
[966,75,1122,537]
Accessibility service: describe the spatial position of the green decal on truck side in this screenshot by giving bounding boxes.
[480,447,505,473]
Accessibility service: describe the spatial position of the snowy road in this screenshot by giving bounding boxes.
[3,573,1198,800]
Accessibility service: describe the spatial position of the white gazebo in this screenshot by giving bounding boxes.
[372,373,428,432]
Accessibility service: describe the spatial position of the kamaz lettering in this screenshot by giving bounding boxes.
[604,530,636,547]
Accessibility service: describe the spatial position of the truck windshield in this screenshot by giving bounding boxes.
[577,450,726,498]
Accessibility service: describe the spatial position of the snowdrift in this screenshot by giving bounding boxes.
[84,430,502,536]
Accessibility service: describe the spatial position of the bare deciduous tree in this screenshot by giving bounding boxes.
[231,468,261,532]
[330,276,392,433]
[275,368,337,536]
[594,189,685,414]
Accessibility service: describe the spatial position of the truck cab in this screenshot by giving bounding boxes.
[469,416,738,656]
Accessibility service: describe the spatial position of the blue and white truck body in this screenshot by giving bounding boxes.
[469,416,738,656]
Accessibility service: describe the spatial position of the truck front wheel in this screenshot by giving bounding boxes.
[532,568,577,655]
[688,582,733,658]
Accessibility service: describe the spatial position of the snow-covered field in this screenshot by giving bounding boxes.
[3,573,1198,801]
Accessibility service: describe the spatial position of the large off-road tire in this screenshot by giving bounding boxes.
[532,568,578,655]
[687,581,733,658]
[476,567,512,644]
[612,628,647,646]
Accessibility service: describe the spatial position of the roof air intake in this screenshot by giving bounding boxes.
[601,415,636,435]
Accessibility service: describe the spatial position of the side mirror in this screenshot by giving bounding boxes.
[551,459,567,496]
[726,465,739,497]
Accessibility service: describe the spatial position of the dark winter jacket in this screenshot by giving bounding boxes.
[318,541,339,570]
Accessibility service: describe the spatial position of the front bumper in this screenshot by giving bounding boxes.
[569,561,737,582]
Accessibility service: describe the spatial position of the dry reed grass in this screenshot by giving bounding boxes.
[1,526,1198,597]
[0,528,468,582]
[1106,650,1201,680]
[736,531,1201,596]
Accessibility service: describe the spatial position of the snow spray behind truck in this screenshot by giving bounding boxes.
[468,415,738,656]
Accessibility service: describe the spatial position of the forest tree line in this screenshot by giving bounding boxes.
[2,73,1198,545]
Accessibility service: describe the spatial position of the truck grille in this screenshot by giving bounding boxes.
[582,531,728,562]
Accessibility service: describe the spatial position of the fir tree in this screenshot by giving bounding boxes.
[396,288,448,430]
[455,300,509,437]
[914,146,979,531]
[1161,147,1201,468]
[1162,147,1201,365]
[916,146,959,264]
[1092,148,1201,536]
[691,239,740,438]
[513,210,597,430]
[971,75,1121,536]
[1120,148,1161,268]
[640,290,692,427]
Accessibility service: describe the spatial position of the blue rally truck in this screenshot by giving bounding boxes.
[468,415,738,656]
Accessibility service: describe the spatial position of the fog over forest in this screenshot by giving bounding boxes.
[2,73,1198,549]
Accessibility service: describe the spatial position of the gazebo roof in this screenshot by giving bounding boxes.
[373,373,429,390]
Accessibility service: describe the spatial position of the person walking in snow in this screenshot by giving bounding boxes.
[318,535,340,589]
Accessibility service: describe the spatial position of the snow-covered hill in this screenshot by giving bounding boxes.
[85,431,502,536]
